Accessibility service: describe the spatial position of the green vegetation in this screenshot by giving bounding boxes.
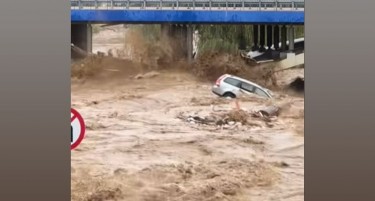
[295,26,304,38]
[199,38,239,55]
[127,24,304,55]
[196,25,253,54]
[196,25,304,55]
[92,25,101,34]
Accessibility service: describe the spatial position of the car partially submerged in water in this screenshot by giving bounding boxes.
[212,74,273,99]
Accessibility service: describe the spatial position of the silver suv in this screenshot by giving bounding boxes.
[212,74,273,99]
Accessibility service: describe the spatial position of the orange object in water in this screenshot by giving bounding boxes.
[234,99,240,110]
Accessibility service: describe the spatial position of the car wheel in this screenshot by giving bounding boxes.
[223,92,236,99]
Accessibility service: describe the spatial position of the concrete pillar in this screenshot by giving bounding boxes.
[174,25,182,54]
[87,24,92,53]
[179,25,188,58]
[71,23,92,53]
[161,24,171,39]
[281,25,287,51]
[238,25,246,50]
[267,25,273,50]
[187,24,193,64]
[259,25,266,52]
[252,25,259,51]
[168,24,192,61]
[181,24,189,51]
[170,25,175,36]
[288,25,295,52]
[274,25,280,50]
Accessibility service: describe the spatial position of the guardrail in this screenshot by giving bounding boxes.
[71,0,304,11]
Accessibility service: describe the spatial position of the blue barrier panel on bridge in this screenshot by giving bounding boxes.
[71,10,304,24]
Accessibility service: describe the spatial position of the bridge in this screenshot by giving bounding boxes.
[71,0,304,24]
[71,0,304,62]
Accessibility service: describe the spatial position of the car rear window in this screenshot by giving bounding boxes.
[223,77,241,87]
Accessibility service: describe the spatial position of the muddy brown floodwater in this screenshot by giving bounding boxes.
[71,25,304,201]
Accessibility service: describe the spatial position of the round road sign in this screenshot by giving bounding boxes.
[71,108,85,150]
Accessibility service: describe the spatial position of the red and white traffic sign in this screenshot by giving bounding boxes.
[71,108,85,150]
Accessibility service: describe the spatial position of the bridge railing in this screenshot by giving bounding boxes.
[71,0,304,11]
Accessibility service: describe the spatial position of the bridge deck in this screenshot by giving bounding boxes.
[71,0,304,24]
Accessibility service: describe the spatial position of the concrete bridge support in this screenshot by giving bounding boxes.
[267,25,273,50]
[274,25,280,50]
[161,24,171,39]
[161,24,193,63]
[252,24,284,52]
[252,25,259,51]
[71,24,92,54]
[259,25,266,52]
[288,25,295,52]
[281,25,287,51]
[250,24,299,54]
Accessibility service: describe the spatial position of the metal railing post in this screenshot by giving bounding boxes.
[70,0,304,12]
[258,0,261,10]
[275,0,278,11]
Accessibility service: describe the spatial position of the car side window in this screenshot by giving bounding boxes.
[224,77,241,87]
[240,82,255,92]
[254,87,269,98]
